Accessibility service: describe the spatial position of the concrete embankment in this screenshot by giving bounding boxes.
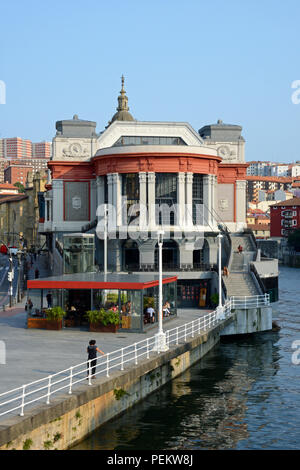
[0,317,233,451]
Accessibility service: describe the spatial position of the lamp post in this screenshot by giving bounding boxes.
[153,230,169,352]
[216,233,225,320]
[103,203,108,280]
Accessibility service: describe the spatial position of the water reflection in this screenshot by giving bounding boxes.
[73,267,300,450]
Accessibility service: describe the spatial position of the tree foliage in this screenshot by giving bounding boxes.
[14,182,25,193]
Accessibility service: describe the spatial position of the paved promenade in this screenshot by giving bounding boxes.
[0,304,212,396]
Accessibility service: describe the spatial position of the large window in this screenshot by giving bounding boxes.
[113,136,187,147]
[122,174,139,224]
[155,173,177,225]
[193,174,204,225]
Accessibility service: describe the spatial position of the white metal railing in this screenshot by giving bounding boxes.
[0,294,269,419]
[230,293,270,309]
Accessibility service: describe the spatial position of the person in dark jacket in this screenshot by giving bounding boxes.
[87,340,105,379]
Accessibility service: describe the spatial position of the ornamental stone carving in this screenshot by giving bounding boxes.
[219,199,229,211]
[62,143,89,158]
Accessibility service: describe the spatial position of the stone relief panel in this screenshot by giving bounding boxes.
[216,183,234,222]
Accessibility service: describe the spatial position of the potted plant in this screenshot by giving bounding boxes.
[45,306,65,330]
[86,308,120,333]
[210,293,219,309]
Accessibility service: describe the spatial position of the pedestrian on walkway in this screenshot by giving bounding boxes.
[87,340,105,379]
[34,268,39,279]
[46,291,52,308]
[237,244,243,254]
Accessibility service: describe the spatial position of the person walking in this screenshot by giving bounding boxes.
[34,268,39,279]
[87,340,105,379]
[46,291,52,308]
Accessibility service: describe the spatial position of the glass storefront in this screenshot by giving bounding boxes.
[27,274,177,333]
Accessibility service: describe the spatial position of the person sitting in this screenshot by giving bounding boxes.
[163,301,170,317]
[126,301,132,314]
[146,306,155,323]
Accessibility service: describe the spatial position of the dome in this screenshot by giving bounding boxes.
[108,75,135,125]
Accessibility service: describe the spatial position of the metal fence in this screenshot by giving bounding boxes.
[0,295,269,420]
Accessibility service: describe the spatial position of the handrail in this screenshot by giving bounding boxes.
[250,262,266,294]
[0,294,269,420]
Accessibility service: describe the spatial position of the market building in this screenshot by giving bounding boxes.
[39,77,272,321]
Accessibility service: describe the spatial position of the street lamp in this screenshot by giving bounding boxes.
[153,230,169,352]
[216,234,225,320]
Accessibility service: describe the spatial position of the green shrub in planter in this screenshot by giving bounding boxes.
[46,306,65,320]
[210,293,219,308]
[85,310,101,324]
[86,309,119,326]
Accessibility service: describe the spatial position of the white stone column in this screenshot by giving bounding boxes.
[185,172,193,228]
[52,180,64,224]
[111,173,122,227]
[148,172,156,232]
[236,180,247,224]
[139,172,147,232]
[107,173,114,206]
[177,173,186,228]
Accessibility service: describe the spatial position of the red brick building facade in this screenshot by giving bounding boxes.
[270,197,300,237]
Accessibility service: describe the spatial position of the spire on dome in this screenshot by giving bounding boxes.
[108,75,135,125]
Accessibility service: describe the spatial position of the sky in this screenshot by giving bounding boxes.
[1,0,300,163]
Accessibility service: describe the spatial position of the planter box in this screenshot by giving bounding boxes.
[89,323,119,333]
[46,319,63,330]
[27,318,47,329]
[64,319,76,328]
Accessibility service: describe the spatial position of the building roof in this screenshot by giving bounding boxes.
[247,224,270,231]
[0,183,18,190]
[0,194,27,204]
[246,175,293,183]
[198,119,244,142]
[27,272,177,290]
[270,197,300,207]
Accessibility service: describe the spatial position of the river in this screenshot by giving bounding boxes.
[72,266,300,450]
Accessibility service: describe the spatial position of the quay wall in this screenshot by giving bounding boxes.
[220,306,272,336]
[0,318,232,451]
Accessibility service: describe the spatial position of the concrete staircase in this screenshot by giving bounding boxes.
[223,233,262,297]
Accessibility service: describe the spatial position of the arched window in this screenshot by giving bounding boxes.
[122,174,139,224]
[155,173,177,225]
[155,240,178,270]
[193,174,204,225]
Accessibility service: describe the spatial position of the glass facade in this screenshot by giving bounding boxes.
[113,136,186,147]
[27,279,177,333]
[63,234,95,274]
[193,174,204,225]
[122,173,139,224]
[155,173,178,225]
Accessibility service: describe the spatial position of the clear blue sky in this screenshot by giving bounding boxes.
[1,0,300,163]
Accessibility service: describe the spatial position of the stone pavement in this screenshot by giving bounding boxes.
[0,306,212,399]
